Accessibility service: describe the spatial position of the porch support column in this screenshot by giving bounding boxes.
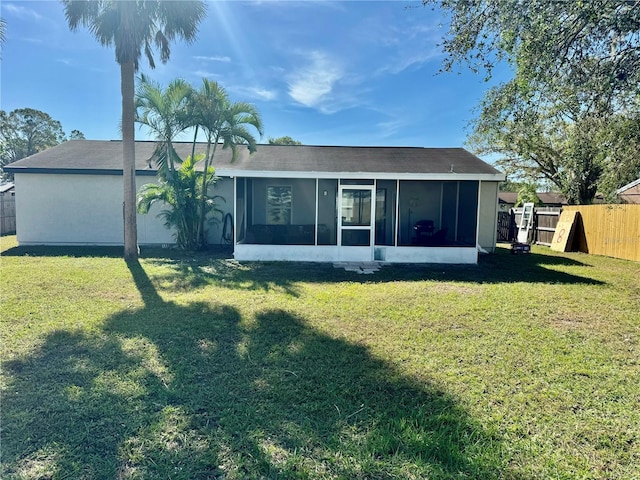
[233,176,237,247]
[475,180,482,249]
[394,179,400,247]
[314,178,319,246]
[454,182,460,241]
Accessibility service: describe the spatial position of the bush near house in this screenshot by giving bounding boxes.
[1,235,638,479]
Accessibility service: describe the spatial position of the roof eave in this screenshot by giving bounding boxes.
[5,167,158,176]
[216,169,505,181]
[616,178,640,194]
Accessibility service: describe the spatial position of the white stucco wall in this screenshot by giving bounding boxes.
[234,244,478,264]
[477,181,499,252]
[14,173,175,246]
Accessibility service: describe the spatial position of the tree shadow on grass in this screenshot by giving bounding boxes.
[141,248,604,295]
[0,244,232,260]
[1,262,518,479]
[2,242,603,291]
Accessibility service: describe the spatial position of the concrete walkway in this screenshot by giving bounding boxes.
[333,262,382,274]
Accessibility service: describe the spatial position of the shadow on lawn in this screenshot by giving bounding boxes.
[2,242,602,290]
[0,243,233,260]
[142,247,604,294]
[1,261,517,479]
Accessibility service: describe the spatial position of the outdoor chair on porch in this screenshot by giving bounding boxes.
[412,219,434,245]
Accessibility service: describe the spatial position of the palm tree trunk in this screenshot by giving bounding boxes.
[191,125,199,162]
[198,136,218,248]
[121,60,138,261]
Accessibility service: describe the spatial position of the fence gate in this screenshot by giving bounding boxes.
[0,194,16,235]
[499,206,562,245]
[497,211,514,242]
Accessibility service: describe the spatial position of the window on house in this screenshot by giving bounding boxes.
[266,186,292,225]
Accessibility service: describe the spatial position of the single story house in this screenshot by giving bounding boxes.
[5,140,505,264]
[616,178,640,204]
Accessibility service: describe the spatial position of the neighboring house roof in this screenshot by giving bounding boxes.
[498,192,567,205]
[5,140,505,181]
[0,183,15,194]
[616,178,640,204]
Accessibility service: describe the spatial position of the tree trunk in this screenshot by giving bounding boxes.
[121,60,138,261]
[198,137,217,248]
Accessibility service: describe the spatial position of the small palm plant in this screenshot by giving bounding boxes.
[136,154,223,250]
[188,79,263,246]
[135,76,262,250]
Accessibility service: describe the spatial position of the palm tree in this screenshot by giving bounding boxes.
[189,79,263,247]
[137,153,221,250]
[135,74,192,179]
[62,0,206,261]
[0,18,7,46]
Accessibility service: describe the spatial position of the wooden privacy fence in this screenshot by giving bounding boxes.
[0,194,16,235]
[498,204,640,262]
[563,204,640,262]
[498,207,562,246]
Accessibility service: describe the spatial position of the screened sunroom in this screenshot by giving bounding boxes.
[209,145,504,264]
[228,175,500,264]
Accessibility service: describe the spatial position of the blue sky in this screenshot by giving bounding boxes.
[1,0,510,153]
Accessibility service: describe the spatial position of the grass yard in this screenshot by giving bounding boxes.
[1,235,639,480]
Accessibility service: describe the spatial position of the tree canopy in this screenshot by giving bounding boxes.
[425,0,640,203]
[426,0,639,104]
[268,136,302,145]
[0,108,84,178]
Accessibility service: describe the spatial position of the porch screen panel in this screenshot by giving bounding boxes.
[317,179,337,245]
[441,182,458,245]
[456,181,479,246]
[375,180,396,246]
[245,178,317,245]
[397,180,442,246]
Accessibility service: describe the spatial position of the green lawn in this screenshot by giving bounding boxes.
[1,235,639,480]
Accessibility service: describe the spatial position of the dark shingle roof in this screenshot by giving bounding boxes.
[498,192,568,205]
[5,140,504,179]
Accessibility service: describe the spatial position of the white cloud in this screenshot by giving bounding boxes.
[232,86,278,101]
[193,55,232,63]
[288,51,342,109]
[192,70,222,79]
[371,21,444,75]
[248,88,277,101]
[4,3,44,21]
[377,47,442,76]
